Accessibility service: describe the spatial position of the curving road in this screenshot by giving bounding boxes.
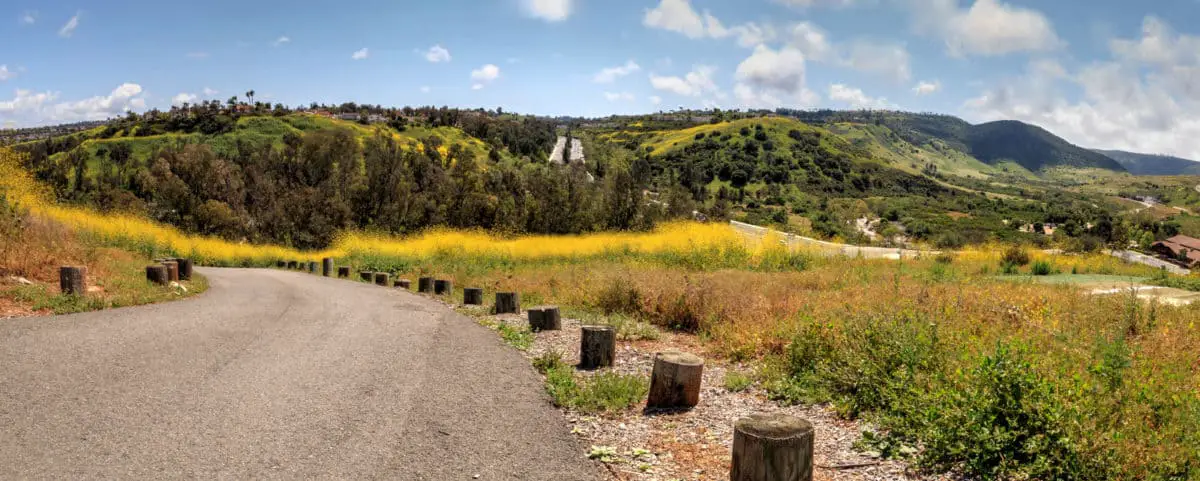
[0,268,598,480]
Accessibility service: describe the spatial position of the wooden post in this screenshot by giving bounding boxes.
[307,261,317,273]
[360,271,374,282]
[276,260,286,268]
[494,292,520,314]
[579,325,616,369]
[463,287,483,305]
[647,351,704,409]
[337,266,351,278]
[395,279,412,289]
[59,266,86,296]
[418,277,434,293]
[175,258,193,281]
[287,261,298,269]
[162,261,180,282]
[146,265,169,286]
[528,306,561,331]
[322,258,333,277]
[731,413,814,481]
[434,279,453,295]
[374,272,390,286]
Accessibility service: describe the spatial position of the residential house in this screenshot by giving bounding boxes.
[1152,235,1200,268]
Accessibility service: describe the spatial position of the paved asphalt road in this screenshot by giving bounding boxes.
[0,268,599,480]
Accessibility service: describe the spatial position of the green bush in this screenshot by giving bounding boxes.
[595,277,642,315]
[1000,260,1021,275]
[1001,245,1031,267]
[537,355,648,413]
[1031,260,1053,276]
[723,370,753,392]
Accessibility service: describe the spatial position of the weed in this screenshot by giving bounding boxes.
[1031,260,1053,276]
[723,370,753,392]
[496,322,534,351]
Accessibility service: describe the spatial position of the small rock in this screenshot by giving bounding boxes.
[169,282,189,294]
[9,276,33,285]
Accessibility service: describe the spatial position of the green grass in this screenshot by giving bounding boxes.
[723,370,753,392]
[4,251,209,315]
[534,351,648,413]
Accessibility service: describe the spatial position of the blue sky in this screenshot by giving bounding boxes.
[4,0,1200,158]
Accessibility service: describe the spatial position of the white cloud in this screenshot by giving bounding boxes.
[424,44,451,63]
[470,64,501,89]
[0,83,147,126]
[649,65,719,97]
[19,11,36,25]
[58,12,80,37]
[523,0,573,22]
[965,17,1200,159]
[604,92,636,102]
[789,22,834,61]
[202,87,218,97]
[774,0,856,8]
[0,65,13,81]
[829,84,889,108]
[593,60,641,83]
[171,92,198,106]
[643,0,771,47]
[351,48,369,60]
[912,0,1062,56]
[420,86,431,93]
[842,41,911,82]
[272,36,290,46]
[733,44,821,108]
[649,95,663,105]
[912,80,940,95]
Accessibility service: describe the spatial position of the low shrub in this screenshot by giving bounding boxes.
[1031,260,1053,276]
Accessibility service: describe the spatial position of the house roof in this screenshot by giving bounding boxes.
[1164,235,1200,251]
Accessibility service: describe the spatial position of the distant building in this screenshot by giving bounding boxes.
[1152,235,1200,268]
[337,112,360,121]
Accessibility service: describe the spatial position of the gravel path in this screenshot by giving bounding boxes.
[0,268,600,480]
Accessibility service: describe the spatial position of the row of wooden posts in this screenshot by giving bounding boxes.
[55,257,195,296]
[277,257,816,481]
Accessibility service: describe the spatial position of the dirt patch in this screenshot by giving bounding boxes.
[945,211,971,220]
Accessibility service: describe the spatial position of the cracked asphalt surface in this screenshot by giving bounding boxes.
[0,268,599,480]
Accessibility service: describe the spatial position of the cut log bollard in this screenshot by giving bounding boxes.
[360,271,374,282]
[579,325,616,369]
[527,306,561,331]
[162,261,180,282]
[322,258,333,277]
[176,258,193,281]
[374,272,390,286]
[417,277,434,293]
[337,266,351,278]
[275,260,286,268]
[434,279,453,295]
[463,287,483,305]
[395,279,412,289]
[287,261,298,269]
[730,413,815,481]
[308,261,318,273]
[146,265,169,286]
[647,351,704,409]
[59,266,86,296]
[494,292,520,314]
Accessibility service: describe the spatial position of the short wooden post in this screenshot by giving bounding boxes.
[418,277,434,293]
[175,258,193,281]
[59,266,86,296]
[579,325,616,369]
[360,271,373,282]
[374,272,390,286]
[730,413,814,481]
[463,287,483,305]
[337,266,351,278]
[528,306,561,331]
[322,258,333,277]
[395,279,412,289]
[162,261,180,282]
[146,265,169,286]
[434,279,453,295]
[275,260,286,268]
[647,351,704,409]
[307,261,317,273]
[287,261,298,269]
[494,292,520,314]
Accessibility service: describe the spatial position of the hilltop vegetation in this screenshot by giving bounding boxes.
[1097,149,1200,176]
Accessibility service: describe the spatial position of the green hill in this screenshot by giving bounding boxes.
[967,121,1126,172]
[1095,149,1200,176]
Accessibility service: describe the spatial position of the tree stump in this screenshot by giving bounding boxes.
[395,279,412,289]
[287,261,298,269]
[374,272,390,286]
[59,266,86,296]
[275,260,286,268]
[494,292,520,314]
[528,306,561,331]
[337,266,350,278]
[146,265,169,286]
[434,279,453,295]
[418,277,434,293]
[175,258,193,281]
[647,351,704,409]
[579,325,616,369]
[463,287,483,305]
[322,258,334,277]
[360,271,374,282]
[307,261,317,273]
[730,413,814,481]
[162,261,180,282]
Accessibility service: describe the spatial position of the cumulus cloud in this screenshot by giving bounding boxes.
[965,16,1200,159]
[470,64,501,90]
[912,0,1062,56]
[202,87,218,97]
[424,44,451,63]
[523,0,573,22]
[604,92,635,102]
[912,80,940,95]
[732,44,819,108]
[20,11,36,25]
[272,36,290,46]
[171,92,198,106]
[785,22,910,82]
[351,48,369,60]
[593,60,641,83]
[58,12,80,37]
[0,83,147,126]
[649,65,719,97]
[829,84,889,108]
[643,0,773,47]
[0,65,13,81]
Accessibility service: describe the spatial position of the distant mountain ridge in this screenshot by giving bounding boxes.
[1094,149,1200,176]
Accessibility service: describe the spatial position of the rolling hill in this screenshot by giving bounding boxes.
[1095,149,1200,176]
